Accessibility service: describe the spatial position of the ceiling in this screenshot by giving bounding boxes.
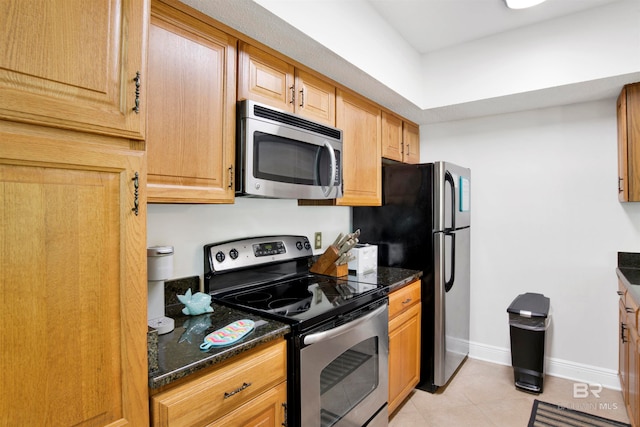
[367,0,621,54]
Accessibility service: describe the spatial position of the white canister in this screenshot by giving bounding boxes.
[147,246,174,281]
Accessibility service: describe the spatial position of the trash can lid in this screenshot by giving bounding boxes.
[507,292,550,318]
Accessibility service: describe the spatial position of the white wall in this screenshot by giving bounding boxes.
[147,199,350,285]
[423,0,640,108]
[422,98,640,388]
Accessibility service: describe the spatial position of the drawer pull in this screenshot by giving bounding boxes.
[626,307,635,314]
[402,298,412,305]
[622,322,628,343]
[617,291,624,296]
[224,382,252,399]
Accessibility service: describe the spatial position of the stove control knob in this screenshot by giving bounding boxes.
[229,248,239,259]
[296,241,303,250]
[304,241,311,250]
[215,251,225,263]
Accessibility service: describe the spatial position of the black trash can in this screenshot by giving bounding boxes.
[507,292,550,393]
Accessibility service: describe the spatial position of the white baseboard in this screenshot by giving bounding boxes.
[468,340,621,391]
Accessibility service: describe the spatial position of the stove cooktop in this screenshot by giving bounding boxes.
[204,235,386,331]
[213,273,384,327]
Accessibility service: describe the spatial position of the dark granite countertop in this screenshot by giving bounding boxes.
[148,266,422,390]
[148,303,289,389]
[348,266,423,293]
[616,252,640,304]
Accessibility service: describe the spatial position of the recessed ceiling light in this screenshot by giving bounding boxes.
[504,0,548,9]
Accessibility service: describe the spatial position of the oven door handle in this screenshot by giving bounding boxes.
[303,303,387,346]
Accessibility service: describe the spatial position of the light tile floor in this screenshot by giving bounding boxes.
[389,358,630,427]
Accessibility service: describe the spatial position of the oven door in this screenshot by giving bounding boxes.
[241,117,342,199]
[299,301,389,427]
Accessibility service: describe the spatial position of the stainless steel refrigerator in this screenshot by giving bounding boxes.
[352,161,470,392]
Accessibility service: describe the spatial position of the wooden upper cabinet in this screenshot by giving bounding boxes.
[618,82,640,202]
[295,69,336,126]
[0,0,148,140]
[146,0,236,203]
[238,42,295,112]
[238,42,336,126]
[0,122,148,427]
[336,89,382,206]
[382,112,403,162]
[382,111,420,164]
[403,121,420,164]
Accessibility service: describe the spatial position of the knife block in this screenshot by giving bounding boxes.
[310,246,348,277]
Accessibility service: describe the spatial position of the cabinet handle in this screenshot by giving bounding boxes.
[131,172,139,216]
[619,177,624,192]
[132,72,141,114]
[228,165,234,189]
[626,306,634,313]
[621,322,628,343]
[618,291,624,296]
[299,88,304,108]
[223,382,252,399]
[402,298,412,305]
[281,402,288,427]
[290,86,295,104]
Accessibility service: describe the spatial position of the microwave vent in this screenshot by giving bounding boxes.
[253,104,342,141]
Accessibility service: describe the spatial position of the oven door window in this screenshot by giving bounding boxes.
[254,131,338,186]
[320,337,379,427]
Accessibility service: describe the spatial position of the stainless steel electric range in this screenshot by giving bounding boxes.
[204,235,389,427]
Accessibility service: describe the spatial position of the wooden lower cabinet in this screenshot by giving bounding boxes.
[388,280,421,415]
[150,339,287,427]
[0,121,148,426]
[619,279,640,426]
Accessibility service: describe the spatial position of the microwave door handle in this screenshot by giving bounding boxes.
[321,140,337,197]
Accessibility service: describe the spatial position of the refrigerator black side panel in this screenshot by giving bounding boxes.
[352,163,437,391]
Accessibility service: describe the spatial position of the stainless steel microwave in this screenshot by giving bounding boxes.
[236,100,343,199]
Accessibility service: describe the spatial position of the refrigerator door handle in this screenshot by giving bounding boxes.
[445,171,456,230]
[445,232,455,292]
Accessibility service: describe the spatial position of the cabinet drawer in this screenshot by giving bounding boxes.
[389,280,421,319]
[151,340,286,427]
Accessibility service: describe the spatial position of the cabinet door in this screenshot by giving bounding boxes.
[618,88,629,201]
[403,121,421,164]
[147,2,236,203]
[629,324,639,425]
[238,42,295,112]
[0,123,148,426]
[388,303,421,414]
[0,0,148,139]
[209,382,287,427]
[621,299,629,402]
[382,112,403,162]
[618,83,640,202]
[295,69,336,126]
[336,89,382,206]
